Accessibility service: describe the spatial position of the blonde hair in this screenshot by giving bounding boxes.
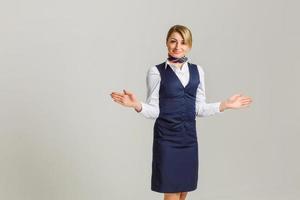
[166,25,193,48]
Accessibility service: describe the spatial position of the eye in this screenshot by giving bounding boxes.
[170,40,176,43]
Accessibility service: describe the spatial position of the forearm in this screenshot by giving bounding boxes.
[195,102,222,117]
[133,101,159,119]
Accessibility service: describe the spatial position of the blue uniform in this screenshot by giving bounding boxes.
[151,61,200,193]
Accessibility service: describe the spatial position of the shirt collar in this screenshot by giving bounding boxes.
[164,58,189,70]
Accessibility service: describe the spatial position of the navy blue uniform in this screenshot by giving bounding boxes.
[151,62,200,193]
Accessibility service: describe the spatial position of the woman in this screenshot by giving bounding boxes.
[110,25,252,200]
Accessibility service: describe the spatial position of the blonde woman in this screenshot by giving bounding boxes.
[110,25,252,200]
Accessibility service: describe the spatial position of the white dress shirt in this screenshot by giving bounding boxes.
[138,59,223,119]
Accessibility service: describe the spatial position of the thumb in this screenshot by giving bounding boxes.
[123,89,133,95]
[230,94,241,100]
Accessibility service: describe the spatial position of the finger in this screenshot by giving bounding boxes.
[113,99,124,105]
[239,97,252,101]
[241,98,253,102]
[111,96,123,101]
[241,99,252,102]
[111,96,122,101]
[111,95,125,102]
[242,96,252,99]
[240,101,252,105]
[111,93,124,98]
[240,96,251,99]
[111,92,125,96]
[123,89,133,95]
[111,92,124,97]
[111,91,122,95]
[241,102,251,106]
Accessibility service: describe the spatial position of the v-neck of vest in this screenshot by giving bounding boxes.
[166,62,191,89]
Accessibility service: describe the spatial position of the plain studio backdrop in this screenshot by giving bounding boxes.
[0,0,299,200]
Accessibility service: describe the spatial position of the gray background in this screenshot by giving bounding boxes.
[0,0,299,199]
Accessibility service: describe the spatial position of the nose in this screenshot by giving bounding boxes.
[175,42,181,49]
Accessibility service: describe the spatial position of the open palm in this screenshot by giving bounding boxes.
[110,89,138,108]
[226,94,252,109]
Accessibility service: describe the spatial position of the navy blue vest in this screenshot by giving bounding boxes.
[153,62,200,145]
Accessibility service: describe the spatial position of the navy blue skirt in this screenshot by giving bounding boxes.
[151,118,199,193]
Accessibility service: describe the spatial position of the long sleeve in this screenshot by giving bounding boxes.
[195,65,223,117]
[138,66,160,119]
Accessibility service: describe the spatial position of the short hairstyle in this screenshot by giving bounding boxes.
[166,25,193,48]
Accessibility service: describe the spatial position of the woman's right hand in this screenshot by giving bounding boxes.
[110,89,142,112]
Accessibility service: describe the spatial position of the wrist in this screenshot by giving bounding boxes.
[219,101,229,112]
[133,102,142,112]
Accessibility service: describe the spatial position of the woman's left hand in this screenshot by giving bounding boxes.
[220,94,253,111]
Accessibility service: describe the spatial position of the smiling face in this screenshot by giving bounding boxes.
[166,31,191,58]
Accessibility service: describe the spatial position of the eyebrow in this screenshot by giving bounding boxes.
[170,38,184,41]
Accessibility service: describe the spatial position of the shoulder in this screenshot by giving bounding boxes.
[189,62,205,75]
[146,64,160,76]
[147,61,165,75]
[155,62,166,71]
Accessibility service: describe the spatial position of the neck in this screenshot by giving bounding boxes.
[169,61,184,70]
[167,54,188,64]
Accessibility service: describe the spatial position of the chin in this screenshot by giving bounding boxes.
[171,53,184,58]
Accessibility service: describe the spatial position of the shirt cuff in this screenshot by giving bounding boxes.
[136,102,146,115]
[214,102,223,114]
